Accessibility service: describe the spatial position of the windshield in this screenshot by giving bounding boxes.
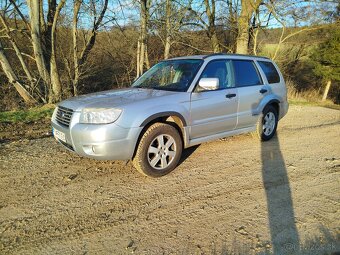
[132,59,203,92]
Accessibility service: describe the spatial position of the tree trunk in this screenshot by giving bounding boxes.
[164,0,171,59]
[252,28,260,55]
[0,41,36,104]
[236,0,261,54]
[139,37,145,75]
[139,1,146,75]
[211,30,220,53]
[49,0,66,102]
[322,80,331,101]
[164,38,171,59]
[72,0,82,96]
[204,0,221,53]
[227,0,237,52]
[136,40,140,78]
[236,1,252,54]
[145,44,150,69]
[248,12,257,53]
[42,0,57,73]
[137,0,150,77]
[27,0,51,90]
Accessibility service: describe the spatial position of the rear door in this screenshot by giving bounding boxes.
[257,60,285,98]
[233,59,269,129]
[190,59,238,139]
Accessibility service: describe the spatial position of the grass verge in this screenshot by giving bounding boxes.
[0,105,55,123]
[288,99,340,110]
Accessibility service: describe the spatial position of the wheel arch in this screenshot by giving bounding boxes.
[140,112,187,127]
[265,99,280,115]
[253,98,280,116]
[133,112,187,158]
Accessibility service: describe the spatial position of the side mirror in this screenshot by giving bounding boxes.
[198,78,219,91]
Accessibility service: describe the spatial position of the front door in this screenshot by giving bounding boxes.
[190,59,238,139]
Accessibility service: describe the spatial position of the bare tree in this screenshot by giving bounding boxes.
[235,0,262,54]
[0,39,36,104]
[224,0,238,52]
[0,0,107,102]
[0,13,36,90]
[71,0,109,96]
[152,0,192,59]
[27,0,51,95]
[27,0,67,102]
[204,0,221,52]
[136,0,151,77]
[164,0,172,59]
[187,0,221,53]
[50,0,66,102]
[0,0,66,103]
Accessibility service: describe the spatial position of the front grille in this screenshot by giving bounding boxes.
[56,106,73,127]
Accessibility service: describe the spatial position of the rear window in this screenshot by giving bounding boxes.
[233,60,262,87]
[258,61,280,84]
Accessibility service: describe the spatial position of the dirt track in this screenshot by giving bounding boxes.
[0,105,339,255]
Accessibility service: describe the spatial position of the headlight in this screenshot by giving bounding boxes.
[79,108,122,124]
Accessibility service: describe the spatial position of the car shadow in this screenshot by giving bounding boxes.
[178,145,200,166]
[261,134,300,254]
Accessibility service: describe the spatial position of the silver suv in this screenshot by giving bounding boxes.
[51,54,288,177]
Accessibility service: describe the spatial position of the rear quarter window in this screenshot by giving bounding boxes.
[258,61,280,84]
[233,60,262,87]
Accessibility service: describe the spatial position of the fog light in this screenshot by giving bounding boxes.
[82,145,94,155]
[83,145,103,155]
[91,145,103,155]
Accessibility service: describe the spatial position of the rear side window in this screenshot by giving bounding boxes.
[233,60,262,87]
[258,61,280,84]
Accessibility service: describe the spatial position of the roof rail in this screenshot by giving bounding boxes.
[203,53,270,60]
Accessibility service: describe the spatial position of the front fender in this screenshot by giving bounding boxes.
[115,93,191,128]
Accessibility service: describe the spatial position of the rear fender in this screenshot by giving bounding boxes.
[252,95,281,116]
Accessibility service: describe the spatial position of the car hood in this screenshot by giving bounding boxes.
[58,88,179,111]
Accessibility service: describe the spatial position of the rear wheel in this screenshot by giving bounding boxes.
[132,123,183,177]
[256,105,278,141]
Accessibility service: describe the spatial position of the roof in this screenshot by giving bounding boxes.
[169,53,270,61]
[168,55,206,60]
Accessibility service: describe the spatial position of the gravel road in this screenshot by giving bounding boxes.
[0,105,339,255]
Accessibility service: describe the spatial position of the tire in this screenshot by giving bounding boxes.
[256,105,278,141]
[132,122,183,177]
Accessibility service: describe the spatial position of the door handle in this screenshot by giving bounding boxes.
[225,93,236,99]
[260,88,268,94]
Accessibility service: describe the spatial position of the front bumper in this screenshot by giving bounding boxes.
[51,114,143,160]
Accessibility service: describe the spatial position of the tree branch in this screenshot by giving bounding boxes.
[78,0,108,66]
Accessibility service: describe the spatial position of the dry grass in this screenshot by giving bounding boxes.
[286,79,340,110]
[286,78,320,101]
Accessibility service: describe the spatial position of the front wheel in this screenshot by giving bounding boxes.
[132,123,183,177]
[256,105,278,141]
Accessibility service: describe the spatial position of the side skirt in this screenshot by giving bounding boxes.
[186,126,256,148]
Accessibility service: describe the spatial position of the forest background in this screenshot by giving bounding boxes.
[0,0,339,112]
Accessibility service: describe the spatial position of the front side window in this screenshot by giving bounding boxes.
[233,60,262,87]
[198,60,234,90]
[132,59,203,92]
[258,61,280,84]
